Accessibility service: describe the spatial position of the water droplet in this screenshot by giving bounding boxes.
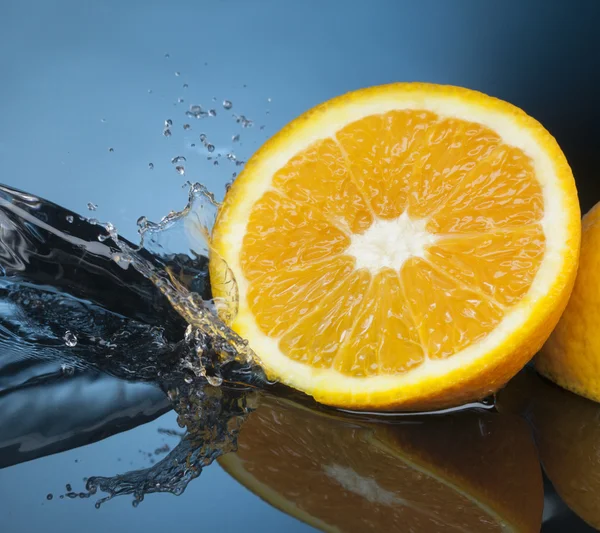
[190,143,195,147]
[175,71,180,77]
[163,129,172,137]
[213,160,219,166]
[226,153,237,161]
[208,109,217,117]
[206,374,223,387]
[98,234,108,242]
[165,119,173,127]
[100,118,107,123]
[235,114,253,128]
[186,105,206,119]
[148,162,154,170]
[66,215,74,223]
[183,83,189,89]
[175,166,185,175]
[148,89,153,94]
[164,53,170,58]
[232,172,237,178]
[222,100,232,110]
[183,123,191,130]
[64,330,78,347]
[108,147,114,153]
[199,133,207,142]
[66,484,72,492]
[267,97,272,103]
[260,125,265,130]
[46,494,53,501]
[171,155,187,164]
[178,98,184,103]
[232,134,240,142]
[206,144,215,153]
[87,202,97,211]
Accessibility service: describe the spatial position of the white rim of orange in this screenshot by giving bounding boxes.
[210,83,580,408]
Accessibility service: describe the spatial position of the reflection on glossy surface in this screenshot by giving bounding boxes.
[500,369,600,530]
[220,395,543,532]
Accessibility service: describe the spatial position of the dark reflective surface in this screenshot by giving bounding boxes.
[1,1,600,532]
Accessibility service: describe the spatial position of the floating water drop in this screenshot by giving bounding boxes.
[183,83,189,89]
[165,119,173,127]
[108,147,114,153]
[100,118,107,123]
[183,123,191,130]
[178,98,184,103]
[187,105,207,119]
[190,143,196,147]
[175,71,180,77]
[199,133,206,142]
[163,129,172,137]
[136,216,148,230]
[175,166,185,175]
[207,144,215,153]
[46,494,53,501]
[267,97,272,103]
[171,156,187,164]
[63,330,78,347]
[232,172,237,178]
[206,374,223,387]
[164,53,170,58]
[235,114,253,128]
[66,484,72,492]
[222,100,232,110]
[260,125,265,130]
[148,162,154,170]
[208,109,217,117]
[226,153,237,162]
[232,134,240,142]
[87,202,97,211]
[66,215,74,223]
[213,160,219,166]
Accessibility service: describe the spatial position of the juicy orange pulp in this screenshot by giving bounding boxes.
[240,111,545,377]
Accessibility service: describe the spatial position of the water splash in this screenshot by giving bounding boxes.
[81,385,258,508]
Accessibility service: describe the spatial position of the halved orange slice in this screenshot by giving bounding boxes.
[210,83,580,410]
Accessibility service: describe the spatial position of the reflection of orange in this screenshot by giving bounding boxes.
[499,368,600,530]
[219,395,543,532]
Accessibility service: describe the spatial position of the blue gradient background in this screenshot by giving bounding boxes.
[1,1,599,532]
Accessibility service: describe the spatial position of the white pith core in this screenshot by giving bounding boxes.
[345,212,437,272]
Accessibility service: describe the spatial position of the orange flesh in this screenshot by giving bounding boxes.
[240,110,545,377]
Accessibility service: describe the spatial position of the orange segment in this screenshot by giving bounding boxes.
[240,190,349,281]
[272,137,373,234]
[210,83,580,410]
[278,270,371,368]
[426,226,546,307]
[400,258,505,359]
[336,110,436,219]
[335,268,424,375]
[247,255,356,338]
[427,145,544,234]
[407,118,502,220]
